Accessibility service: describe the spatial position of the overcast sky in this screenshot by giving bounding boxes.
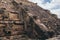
[28,0,60,18]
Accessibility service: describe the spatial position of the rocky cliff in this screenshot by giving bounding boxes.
[0,0,60,40]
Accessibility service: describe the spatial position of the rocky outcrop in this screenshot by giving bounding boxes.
[0,0,60,40]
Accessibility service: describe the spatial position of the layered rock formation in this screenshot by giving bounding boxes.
[0,0,60,40]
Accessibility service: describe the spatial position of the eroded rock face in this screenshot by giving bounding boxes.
[0,0,60,40]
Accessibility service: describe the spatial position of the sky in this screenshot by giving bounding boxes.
[28,0,60,18]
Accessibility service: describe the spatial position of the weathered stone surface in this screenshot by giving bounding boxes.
[0,0,60,40]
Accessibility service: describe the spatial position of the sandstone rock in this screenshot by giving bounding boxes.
[0,0,60,40]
